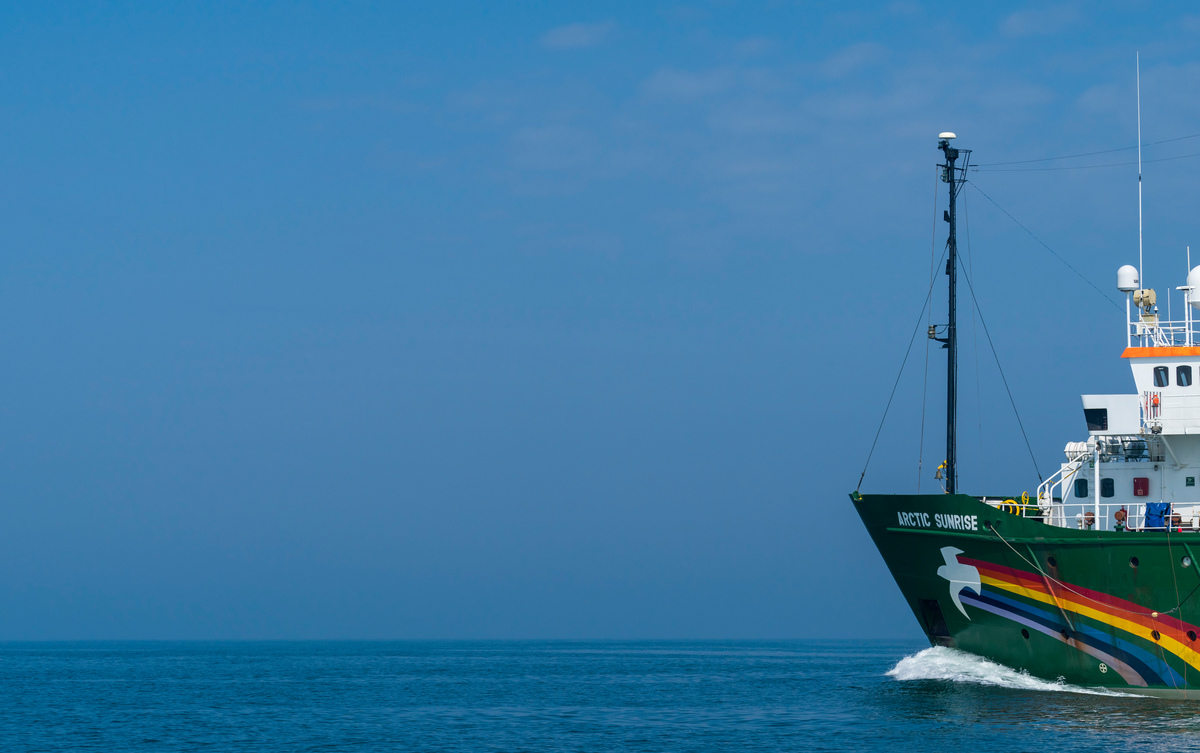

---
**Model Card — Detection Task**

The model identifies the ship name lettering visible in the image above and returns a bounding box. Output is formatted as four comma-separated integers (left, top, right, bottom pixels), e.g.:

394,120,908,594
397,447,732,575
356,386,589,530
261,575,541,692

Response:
897,512,931,528
933,513,978,531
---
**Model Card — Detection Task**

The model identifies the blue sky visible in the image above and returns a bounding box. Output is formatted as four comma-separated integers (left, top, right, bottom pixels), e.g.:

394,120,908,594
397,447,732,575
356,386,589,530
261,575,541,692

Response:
0,1,1198,639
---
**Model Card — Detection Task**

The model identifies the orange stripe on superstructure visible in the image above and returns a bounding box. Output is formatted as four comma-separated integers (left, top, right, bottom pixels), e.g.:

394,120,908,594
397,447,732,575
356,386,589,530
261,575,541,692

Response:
1122,346,1200,358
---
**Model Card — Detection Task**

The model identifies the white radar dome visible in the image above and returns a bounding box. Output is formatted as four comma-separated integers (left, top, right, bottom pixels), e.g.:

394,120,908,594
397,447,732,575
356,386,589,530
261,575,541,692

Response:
939,132,957,139
1188,266,1200,309
1117,265,1140,292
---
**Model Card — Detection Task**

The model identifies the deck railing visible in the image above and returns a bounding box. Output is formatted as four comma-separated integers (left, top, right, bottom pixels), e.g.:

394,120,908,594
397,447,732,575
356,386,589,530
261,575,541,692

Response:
983,499,1200,533
1129,315,1197,348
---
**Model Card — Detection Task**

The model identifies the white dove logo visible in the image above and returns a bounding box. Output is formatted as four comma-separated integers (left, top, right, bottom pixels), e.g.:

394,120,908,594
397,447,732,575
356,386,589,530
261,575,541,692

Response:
936,546,981,618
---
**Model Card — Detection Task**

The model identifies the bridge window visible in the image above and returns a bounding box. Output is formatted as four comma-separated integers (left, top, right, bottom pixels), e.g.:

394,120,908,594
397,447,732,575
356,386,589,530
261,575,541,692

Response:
1084,408,1107,431
1180,365,1193,386
1155,366,1170,387
1101,478,1115,497
1074,478,1089,498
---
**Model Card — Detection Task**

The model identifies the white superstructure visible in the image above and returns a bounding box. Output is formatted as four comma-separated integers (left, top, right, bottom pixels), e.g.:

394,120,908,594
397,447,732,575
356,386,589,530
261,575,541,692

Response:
1026,264,1200,531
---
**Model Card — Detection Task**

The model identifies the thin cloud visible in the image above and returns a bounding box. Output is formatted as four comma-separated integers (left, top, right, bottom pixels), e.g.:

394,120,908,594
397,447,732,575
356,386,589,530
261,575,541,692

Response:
541,22,615,50
509,126,598,172
733,37,775,56
888,1,921,15
642,67,736,101
820,42,888,79
1001,7,1079,37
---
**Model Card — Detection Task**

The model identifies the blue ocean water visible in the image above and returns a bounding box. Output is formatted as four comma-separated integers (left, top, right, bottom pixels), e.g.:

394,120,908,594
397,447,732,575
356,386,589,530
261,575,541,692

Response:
1,639,1199,751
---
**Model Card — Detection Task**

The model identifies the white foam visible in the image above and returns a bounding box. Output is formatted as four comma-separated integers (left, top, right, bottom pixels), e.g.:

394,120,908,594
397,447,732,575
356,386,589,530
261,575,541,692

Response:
886,646,1138,697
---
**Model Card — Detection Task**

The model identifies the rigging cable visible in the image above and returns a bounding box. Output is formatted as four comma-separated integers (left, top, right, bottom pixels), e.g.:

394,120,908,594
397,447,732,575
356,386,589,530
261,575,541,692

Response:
858,245,948,494
969,183,1123,311
975,150,1200,173
1167,522,1187,694
956,235,1043,483
918,163,939,494
962,189,986,490
989,525,1200,617
976,130,1200,167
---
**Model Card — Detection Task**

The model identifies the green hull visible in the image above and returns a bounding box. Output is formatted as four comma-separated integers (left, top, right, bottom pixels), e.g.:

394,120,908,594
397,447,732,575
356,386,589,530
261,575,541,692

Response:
854,492,1200,697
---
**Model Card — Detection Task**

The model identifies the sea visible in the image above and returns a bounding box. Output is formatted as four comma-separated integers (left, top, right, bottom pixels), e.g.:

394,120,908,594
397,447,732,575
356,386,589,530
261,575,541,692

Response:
2,639,1198,751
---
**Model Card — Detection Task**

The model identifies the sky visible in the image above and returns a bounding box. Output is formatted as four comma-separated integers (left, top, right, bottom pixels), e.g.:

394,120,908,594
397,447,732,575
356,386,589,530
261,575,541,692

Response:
1,1,1199,639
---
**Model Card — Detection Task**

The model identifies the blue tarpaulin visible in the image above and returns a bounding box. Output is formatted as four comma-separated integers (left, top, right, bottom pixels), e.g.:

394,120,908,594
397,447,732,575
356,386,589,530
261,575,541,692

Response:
1145,502,1172,529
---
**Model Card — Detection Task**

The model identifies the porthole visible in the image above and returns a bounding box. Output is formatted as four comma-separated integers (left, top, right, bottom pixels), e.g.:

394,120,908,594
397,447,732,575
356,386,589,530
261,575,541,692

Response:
1130,556,1140,568
1185,556,1194,568
1152,630,1162,641
1047,556,1057,568
1189,630,1197,642
1021,628,1030,640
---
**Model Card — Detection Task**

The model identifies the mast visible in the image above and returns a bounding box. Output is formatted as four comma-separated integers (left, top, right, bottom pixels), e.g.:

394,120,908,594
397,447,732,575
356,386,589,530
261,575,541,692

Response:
1137,52,1144,288
936,133,970,494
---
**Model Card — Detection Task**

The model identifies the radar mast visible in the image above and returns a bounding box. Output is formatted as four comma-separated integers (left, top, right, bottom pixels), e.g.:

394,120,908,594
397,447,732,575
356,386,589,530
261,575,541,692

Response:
932,133,971,494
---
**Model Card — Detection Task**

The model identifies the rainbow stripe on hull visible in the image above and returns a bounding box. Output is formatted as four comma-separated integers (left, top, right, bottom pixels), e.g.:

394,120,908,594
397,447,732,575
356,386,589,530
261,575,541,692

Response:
853,492,1200,696
959,557,1192,688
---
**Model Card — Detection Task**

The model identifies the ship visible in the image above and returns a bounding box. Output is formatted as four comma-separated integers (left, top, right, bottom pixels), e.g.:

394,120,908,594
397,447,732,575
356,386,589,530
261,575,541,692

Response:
853,131,1200,698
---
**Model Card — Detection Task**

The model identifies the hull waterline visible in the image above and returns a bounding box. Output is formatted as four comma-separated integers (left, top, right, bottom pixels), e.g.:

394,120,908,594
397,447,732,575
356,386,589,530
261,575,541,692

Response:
854,492,1200,698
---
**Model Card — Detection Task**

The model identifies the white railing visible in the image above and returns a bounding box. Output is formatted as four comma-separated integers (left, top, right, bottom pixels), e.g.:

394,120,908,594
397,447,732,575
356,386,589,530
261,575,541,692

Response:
1036,458,1085,509
985,499,1200,533
1046,501,1141,531
1129,316,1195,348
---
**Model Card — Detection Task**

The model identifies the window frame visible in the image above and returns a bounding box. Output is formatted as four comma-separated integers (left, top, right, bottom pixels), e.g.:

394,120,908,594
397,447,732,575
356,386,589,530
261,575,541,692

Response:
1180,365,1193,387
1084,408,1108,431
1075,478,1089,498
1101,477,1115,498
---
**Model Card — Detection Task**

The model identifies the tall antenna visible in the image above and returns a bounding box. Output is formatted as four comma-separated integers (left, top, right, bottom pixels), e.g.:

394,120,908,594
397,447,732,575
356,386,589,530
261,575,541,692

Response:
1138,52,1144,287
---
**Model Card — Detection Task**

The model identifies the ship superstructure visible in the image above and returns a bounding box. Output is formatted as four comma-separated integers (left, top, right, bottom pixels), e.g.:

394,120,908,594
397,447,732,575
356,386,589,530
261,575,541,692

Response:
1038,275,1200,533
853,132,1200,698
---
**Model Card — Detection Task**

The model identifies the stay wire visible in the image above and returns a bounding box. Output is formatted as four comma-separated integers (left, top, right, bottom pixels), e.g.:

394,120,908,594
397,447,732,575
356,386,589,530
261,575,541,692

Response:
957,246,1043,483
918,164,939,494
969,183,1123,311
975,149,1200,173
990,525,1200,617
976,131,1200,166
1166,523,1186,693
858,246,948,494
963,191,985,489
